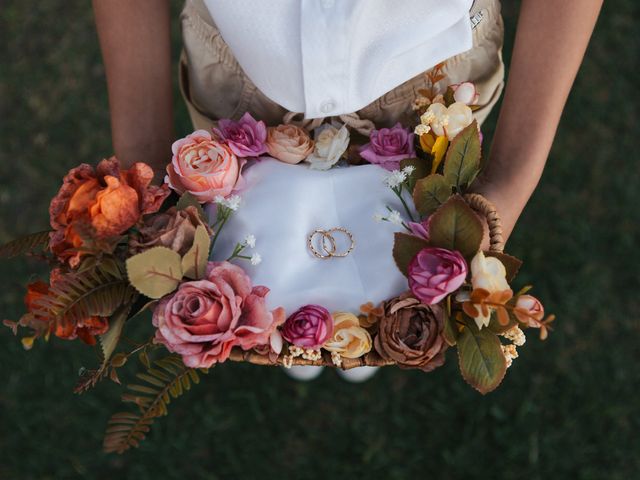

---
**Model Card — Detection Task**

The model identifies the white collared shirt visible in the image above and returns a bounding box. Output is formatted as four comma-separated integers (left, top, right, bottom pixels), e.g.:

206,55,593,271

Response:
204,0,474,119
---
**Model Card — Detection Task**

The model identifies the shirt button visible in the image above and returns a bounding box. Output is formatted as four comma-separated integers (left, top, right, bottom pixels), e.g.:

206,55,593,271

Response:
320,100,336,114
321,0,335,8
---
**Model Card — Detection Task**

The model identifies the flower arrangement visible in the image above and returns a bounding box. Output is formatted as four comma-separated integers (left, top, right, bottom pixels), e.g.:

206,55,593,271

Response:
1,72,554,453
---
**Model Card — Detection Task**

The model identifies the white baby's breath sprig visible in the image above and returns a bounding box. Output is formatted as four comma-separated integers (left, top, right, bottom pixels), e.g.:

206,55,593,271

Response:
383,169,417,222
374,207,412,232
384,169,408,189
402,165,416,176
211,195,242,251
250,253,262,265
244,234,256,249
387,209,403,226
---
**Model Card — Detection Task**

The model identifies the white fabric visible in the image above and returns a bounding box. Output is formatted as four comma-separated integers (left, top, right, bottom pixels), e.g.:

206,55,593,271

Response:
207,159,408,315
203,0,474,119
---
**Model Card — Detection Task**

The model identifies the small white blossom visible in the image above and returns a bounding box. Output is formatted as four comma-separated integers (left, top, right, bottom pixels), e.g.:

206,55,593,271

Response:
244,234,256,248
414,124,431,136
501,326,526,347
419,110,436,125
501,344,519,368
388,210,403,226
214,194,242,211
250,253,262,265
225,195,241,211
384,170,407,189
373,213,385,223
402,165,416,176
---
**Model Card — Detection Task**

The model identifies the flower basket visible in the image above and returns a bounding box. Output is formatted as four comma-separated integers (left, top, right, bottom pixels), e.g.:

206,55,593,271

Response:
2,73,554,453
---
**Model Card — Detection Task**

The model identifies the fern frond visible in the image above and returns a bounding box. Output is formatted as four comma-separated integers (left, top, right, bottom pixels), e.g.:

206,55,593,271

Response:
0,230,50,259
103,355,206,454
34,258,134,324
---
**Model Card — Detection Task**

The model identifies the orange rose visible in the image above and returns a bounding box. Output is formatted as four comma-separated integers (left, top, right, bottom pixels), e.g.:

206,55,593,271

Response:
266,124,314,164
49,157,169,267
165,130,243,203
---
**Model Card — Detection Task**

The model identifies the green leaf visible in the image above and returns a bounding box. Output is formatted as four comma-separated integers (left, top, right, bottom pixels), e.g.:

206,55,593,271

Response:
103,355,208,454
33,259,133,324
457,319,507,394
443,86,456,107
99,305,130,365
181,225,211,280
126,247,183,299
400,157,430,194
413,174,452,217
176,192,207,222
392,232,430,277
443,121,481,190
428,195,483,260
443,309,458,347
484,251,523,282
0,230,51,259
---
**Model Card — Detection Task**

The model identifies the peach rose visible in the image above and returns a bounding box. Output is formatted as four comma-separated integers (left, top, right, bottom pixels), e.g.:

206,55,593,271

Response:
514,295,545,327
324,312,372,359
266,124,314,164
165,130,243,203
49,157,169,267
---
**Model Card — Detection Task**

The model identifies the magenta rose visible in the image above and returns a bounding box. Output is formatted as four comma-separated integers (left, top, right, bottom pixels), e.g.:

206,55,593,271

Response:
152,261,285,368
281,304,333,349
213,112,268,158
359,123,416,171
408,248,468,305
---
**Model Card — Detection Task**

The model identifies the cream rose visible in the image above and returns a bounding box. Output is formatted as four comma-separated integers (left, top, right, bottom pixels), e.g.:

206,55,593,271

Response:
305,124,350,170
471,251,510,292
420,102,474,141
266,124,314,164
467,251,511,329
323,312,372,359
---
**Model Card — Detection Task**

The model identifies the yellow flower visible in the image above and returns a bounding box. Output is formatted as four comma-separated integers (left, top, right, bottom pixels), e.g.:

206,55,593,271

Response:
418,131,449,174
324,312,372,359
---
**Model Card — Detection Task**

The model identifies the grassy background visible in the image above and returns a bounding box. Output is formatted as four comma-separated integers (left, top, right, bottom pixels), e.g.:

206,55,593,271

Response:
1,1,638,479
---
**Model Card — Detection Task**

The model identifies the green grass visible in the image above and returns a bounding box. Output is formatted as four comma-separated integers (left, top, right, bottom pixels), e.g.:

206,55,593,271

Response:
1,1,639,479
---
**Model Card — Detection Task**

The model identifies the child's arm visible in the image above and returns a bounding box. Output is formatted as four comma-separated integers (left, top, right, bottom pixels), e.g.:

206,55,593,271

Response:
472,0,603,243
92,0,174,180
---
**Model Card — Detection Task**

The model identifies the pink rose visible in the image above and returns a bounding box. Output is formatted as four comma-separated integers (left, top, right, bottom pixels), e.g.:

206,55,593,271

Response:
359,123,416,171
281,304,333,349
213,112,268,158
514,295,545,326
166,130,242,203
451,82,480,106
266,124,314,164
152,261,285,368
408,248,468,305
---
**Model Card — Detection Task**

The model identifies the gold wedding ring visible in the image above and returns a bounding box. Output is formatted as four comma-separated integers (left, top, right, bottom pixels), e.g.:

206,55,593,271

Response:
307,227,355,259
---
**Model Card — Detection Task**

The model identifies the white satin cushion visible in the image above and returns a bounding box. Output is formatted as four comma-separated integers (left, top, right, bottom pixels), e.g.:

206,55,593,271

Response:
207,159,407,315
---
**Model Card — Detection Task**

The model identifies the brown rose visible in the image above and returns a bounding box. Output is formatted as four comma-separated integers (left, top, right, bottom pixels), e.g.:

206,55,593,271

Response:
374,293,448,372
266,124,314,164
129,205,212,256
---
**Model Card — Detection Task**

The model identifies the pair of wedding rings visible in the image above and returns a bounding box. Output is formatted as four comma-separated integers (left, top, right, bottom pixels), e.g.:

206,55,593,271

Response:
307,227,355,259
